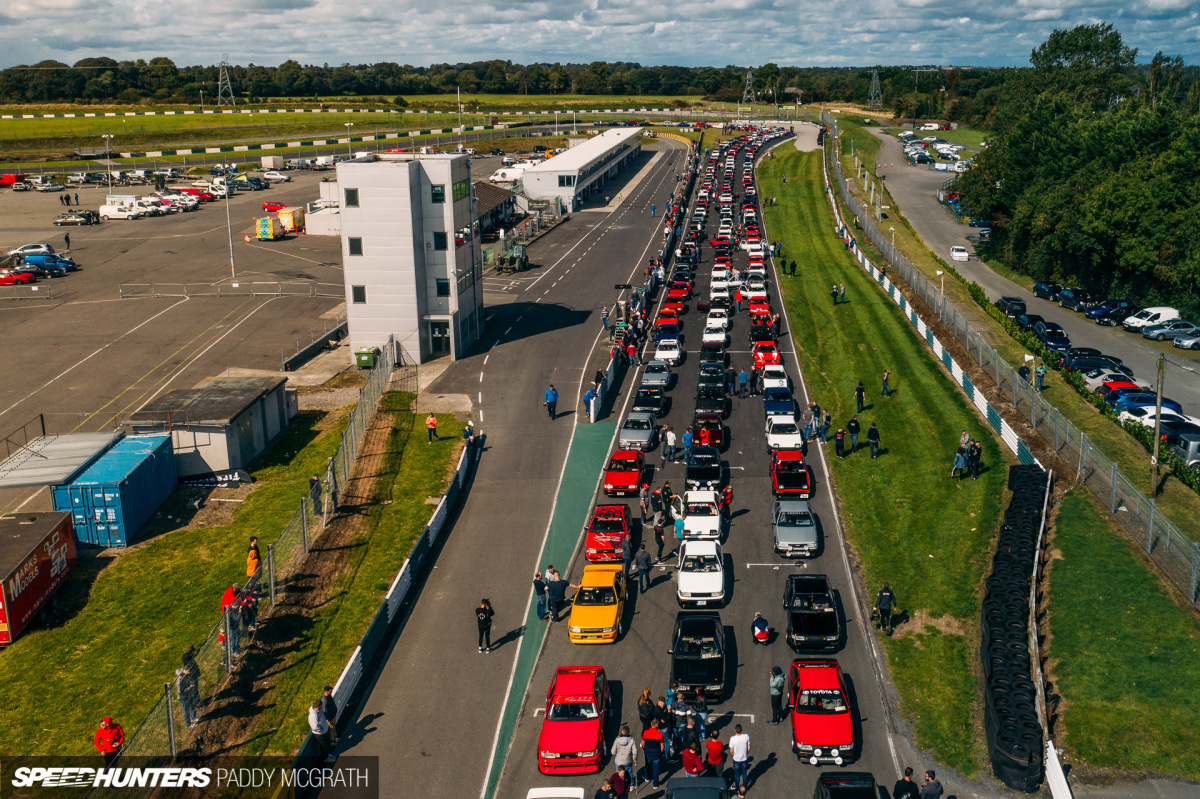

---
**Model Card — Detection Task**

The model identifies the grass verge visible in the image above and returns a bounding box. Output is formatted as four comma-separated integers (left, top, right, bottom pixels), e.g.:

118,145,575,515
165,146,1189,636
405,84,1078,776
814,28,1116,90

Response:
758,147,1009,775
0,408,348,756
244,397,463,755
1045,491,1200,779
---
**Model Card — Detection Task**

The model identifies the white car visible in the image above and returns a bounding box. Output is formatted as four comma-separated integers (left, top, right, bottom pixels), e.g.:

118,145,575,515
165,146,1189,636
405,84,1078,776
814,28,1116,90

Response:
745,243,765,259
1081,368,1126,392
766,417,805,451
950,246,970,262
262,171,291,182
702,326,727,345
1118,407,1200,429
654,338,683,365
711,268,731,292
761,365,790,390
680,491,725,540
706,309,730,330
676,540,725,608
8,243,55,257
709,285,729,304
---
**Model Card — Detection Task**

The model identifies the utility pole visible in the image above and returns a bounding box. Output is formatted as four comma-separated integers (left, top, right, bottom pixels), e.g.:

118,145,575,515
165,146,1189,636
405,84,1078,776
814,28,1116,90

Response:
868,69,882,111
1150,354,1166,497
741,69,755,105
216,55,237,106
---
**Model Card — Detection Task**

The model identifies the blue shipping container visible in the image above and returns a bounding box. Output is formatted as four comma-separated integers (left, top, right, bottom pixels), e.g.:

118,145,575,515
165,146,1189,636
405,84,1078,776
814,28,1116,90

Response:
51,434,177,548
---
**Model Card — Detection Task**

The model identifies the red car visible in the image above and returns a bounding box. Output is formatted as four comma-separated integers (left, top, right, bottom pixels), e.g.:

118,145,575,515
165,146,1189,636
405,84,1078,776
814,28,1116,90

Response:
790,659,854,766
538,666,610,774
584,505,633,562
1096,379,1139,397
603,451,644,497
262,200,288,212
656,309,680,328
771,451,812,499
667,281,692,301
748,299,772,317
709,236,733,249
0,269,36,284
663,297,686,315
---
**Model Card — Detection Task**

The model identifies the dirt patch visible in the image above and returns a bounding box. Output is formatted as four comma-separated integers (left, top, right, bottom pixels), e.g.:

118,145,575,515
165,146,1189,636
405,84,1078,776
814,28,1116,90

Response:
183,402,398,758
892,609,969,640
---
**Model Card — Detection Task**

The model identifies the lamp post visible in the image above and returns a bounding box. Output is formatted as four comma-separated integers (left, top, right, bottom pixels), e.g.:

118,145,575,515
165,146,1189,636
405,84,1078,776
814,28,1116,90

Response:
936,269,945,295
345,122,353,158
101,134,114,190
554,111,559,135
200,89,204,112
889,226,895,262
224,173,235,280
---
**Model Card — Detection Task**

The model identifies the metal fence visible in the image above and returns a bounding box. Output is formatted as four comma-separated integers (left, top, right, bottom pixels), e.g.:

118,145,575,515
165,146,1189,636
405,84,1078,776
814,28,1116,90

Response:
280,310,348,371
0,283,58,300
822,114,1200,609
482,207,566,266
103,336,405,772
119,281,343,298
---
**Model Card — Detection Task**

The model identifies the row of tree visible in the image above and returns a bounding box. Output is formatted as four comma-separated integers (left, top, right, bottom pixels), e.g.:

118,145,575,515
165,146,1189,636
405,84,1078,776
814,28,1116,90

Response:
955,24,1200,316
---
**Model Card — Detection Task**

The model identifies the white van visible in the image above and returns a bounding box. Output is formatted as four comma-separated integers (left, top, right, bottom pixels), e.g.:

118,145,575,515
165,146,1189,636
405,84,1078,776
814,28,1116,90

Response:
1123,307,1180,332
99,204,143,220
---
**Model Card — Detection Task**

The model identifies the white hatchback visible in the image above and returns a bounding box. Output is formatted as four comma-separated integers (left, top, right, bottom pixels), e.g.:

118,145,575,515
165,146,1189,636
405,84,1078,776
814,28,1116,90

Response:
950,246,970,262
676,540,726,608
706,309,730,329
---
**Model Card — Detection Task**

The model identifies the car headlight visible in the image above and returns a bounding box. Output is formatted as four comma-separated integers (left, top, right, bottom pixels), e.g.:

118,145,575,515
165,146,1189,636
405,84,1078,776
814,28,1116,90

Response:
603,484,614,489
540,751,560,758
680,591,692,598
813,748,823,757
600,626,617,634
569,626,583,633
830,748,839,758
798,743,813,752
579,749,599,758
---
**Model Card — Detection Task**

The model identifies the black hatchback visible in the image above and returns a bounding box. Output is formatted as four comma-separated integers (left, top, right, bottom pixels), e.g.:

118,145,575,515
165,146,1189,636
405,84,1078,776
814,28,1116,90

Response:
1032,282,1062,301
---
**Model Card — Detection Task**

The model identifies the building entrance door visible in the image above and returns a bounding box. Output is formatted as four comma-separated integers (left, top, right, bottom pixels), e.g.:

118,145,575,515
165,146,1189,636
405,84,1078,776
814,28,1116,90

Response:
430,321,450,355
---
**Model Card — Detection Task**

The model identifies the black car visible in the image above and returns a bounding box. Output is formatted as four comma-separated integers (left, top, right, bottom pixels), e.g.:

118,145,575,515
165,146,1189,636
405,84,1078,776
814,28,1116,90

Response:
665,777,730,799
695,385,729,417
489,148,503,155
698,341,729,367
532,145,547,153
633,385,667,416
1057,287,1096,311
1063,355,1131,376
1032,282,1062,301
697,361,725,391
668,612,727,702
11,262,66,279
1094,305,1141,327
685,446,723,489
813,772,878,799
784,574,841,651
1014,313,1043,332
994,296,1026,318
749,322,774,344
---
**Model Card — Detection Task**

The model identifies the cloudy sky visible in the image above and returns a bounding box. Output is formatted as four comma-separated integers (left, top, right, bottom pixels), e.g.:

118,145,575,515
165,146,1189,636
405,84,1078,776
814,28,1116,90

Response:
3,0,1198,68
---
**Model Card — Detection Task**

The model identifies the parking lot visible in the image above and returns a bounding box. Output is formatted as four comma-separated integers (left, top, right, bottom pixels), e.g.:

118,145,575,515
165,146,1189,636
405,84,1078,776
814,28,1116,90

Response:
0,169,345,514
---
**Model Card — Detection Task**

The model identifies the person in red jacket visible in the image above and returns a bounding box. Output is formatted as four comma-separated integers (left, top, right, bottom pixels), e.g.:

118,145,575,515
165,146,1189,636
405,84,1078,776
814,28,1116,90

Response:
682,742,706,777
94,717,124,766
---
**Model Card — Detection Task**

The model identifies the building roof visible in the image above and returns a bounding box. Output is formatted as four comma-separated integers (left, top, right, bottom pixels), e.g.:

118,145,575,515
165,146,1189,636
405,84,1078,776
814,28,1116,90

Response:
0,512,72,576
522,128,643,176
0,432,120,489
473,181,514,216
124,376,287,428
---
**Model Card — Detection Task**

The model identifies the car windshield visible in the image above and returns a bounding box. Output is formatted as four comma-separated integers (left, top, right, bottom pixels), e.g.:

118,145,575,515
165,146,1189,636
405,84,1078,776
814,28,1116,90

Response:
624,418,652,431
791,592,831,610
659,342,679,352
795,688,847,713
775,459,806,474
675,632,721,658
575,587,618,605
686,502,717,516
607,457,639,471
548,701,599,721
771,422,800,435
646,364,668,375
777,511,814,526
691,454,718,467
592,517,626,533
682,554,721,572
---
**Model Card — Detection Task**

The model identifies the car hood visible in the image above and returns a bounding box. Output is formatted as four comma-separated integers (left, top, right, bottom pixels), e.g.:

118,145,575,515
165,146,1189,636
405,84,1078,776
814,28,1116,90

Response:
683,515,722,537
605,470,638,487
775,524,818,547
620,429,653,441
540,719,602,753
679,571,723,592
792,709,852,747
569,603,620,629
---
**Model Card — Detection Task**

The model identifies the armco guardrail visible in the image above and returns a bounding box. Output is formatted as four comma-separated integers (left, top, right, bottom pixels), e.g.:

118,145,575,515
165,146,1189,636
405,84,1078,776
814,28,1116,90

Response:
822,113,1200,610
292,431,481,766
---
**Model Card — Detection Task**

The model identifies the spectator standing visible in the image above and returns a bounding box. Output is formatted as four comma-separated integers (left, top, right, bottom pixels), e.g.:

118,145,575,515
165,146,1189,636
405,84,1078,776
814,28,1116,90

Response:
462,420,475,443
177,646,201,728
321,685,339,745
546,576,573,622
882,369,891,397
789,260,797,276
840,284,846,303
641,721,666,788
94,717,125,766
734,288,742,313
959,429,970,448
594,780,616,799
921,770,944,799
969,441,982,480
874,581,897,636
952,447,967,480
240,590,258,632
1035,364,1046,392
847,416,861,454
682,429,694,463
719,485,733,521
705,729,725,777
426,413,438,443
727,725,751,791
830,284,839,305
621,535,633,578
693,687,709,739
868,422,881,459
635,545,653,593
475,599,494,653
639,483,650,523
802,405,815,441
683,743,706,777
834,428,846,458
664,427,677,462
893,767,921,799
307,701,337,762
64,232,71,250
74,192,79,206
653,518,666,561
854,381,866,412
738,368,749,398
769,666,786,724
725,366,737,396
246,536,261,582
533,572,548,622
544,385,559,419
583,388,597,421
638,689,656,733
673,514,686,556
612,725,639,787
819,409,832,443
602,305,609,330
611,766,632,798
1018,363,1031,384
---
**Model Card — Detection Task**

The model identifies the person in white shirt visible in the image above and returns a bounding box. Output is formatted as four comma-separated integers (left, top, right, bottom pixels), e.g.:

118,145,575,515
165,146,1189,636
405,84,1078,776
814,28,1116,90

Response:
307,700,336,762
727,725,750,789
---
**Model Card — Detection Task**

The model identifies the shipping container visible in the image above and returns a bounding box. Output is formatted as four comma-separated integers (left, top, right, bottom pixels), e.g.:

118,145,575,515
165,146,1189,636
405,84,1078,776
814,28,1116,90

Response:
51,434,177,548
276,207,305,233
261,155,284,170
0,513,77,645
255,216,284,240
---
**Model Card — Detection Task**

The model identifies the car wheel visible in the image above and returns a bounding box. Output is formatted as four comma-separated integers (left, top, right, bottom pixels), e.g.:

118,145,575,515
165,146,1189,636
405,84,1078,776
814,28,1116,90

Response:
618,622,624,637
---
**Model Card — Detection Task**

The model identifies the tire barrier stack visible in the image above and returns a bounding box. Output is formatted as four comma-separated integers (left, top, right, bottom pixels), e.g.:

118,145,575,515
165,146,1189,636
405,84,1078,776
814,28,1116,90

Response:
982,464,1049,792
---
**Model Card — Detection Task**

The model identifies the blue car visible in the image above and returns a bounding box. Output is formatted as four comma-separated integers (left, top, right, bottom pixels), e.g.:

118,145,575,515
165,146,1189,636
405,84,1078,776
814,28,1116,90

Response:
1111,394,1184,414
1085,299,1135,320
1033,321,1071,352
762,387,795,418
655,323,681,343
22,253,78,271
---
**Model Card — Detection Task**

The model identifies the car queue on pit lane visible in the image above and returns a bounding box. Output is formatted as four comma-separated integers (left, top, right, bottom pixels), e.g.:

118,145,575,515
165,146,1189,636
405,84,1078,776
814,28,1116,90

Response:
529,126,885,797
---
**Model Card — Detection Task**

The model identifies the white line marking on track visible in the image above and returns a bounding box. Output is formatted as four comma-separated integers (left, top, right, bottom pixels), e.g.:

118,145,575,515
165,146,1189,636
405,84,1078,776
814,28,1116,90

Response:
504,327,513,335
479,372,484,383
484,354,490,365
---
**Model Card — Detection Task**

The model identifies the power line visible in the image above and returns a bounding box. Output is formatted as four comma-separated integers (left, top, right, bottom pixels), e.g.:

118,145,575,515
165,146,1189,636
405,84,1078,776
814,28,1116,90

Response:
216,55,237,107
867,69,882,111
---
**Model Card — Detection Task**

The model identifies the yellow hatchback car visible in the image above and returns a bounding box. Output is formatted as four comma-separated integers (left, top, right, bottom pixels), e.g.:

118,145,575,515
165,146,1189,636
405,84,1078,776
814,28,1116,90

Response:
568,564,628,644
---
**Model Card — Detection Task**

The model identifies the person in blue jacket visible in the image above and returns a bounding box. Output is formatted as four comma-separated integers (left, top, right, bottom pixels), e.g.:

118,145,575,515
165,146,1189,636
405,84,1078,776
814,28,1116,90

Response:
544,384,558,419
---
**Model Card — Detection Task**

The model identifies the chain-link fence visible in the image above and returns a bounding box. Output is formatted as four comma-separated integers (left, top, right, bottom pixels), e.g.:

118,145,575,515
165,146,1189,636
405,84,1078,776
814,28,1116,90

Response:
100,337,404,775
822,113,1200,609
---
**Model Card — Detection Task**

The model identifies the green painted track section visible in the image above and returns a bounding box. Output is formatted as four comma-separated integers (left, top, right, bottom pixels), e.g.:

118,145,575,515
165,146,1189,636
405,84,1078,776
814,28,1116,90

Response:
484,421,616,798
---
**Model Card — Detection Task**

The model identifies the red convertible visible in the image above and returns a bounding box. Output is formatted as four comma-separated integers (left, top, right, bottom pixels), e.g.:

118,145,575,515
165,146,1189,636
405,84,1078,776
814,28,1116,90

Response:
538,666,610,774
603,450,644,497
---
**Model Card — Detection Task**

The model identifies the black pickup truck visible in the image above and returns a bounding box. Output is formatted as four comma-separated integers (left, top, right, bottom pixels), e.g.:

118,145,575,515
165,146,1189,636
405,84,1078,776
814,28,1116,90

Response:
668,611,727,702
784,574,841,652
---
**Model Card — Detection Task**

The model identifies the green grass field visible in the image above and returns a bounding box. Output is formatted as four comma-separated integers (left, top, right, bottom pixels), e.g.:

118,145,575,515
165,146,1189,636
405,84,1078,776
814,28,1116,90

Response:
936,128,992,150
759,148,1009,775
1046,491,1200,779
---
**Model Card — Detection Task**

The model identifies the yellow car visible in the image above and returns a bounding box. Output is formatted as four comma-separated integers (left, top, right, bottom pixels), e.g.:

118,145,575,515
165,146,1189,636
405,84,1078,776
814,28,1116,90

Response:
567,564,628,644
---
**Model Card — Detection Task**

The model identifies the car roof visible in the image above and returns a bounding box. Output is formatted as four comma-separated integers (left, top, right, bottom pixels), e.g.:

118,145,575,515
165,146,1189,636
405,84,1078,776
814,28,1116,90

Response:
682,540,719,554
773,450,806,462
552,667,602,695
775,499,812,512
685,489,719,502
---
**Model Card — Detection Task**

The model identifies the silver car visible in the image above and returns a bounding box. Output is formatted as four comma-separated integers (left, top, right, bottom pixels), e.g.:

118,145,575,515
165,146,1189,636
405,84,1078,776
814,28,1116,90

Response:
1171,333,1200,351
773,500,818,557
641,360,672,389
618,412,658,451
1143,319,1200,342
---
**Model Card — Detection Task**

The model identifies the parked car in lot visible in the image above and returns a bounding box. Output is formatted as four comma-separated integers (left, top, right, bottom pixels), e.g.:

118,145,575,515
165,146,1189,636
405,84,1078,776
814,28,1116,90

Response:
654,338,683,366
22,253,77,272
668,612,727,702
784,574,840,650
1174,333,1200,351
641,359,672,388
766,417,805,450
262,200,289,212
7,243,54,257
1085,298,1136,321
692,412,724,449
1123,307,1180,332
1108,392,1184,414
35,183,67,192
632,386,667,417
1014,313,1043,333
1117,407,1198,429
1143,319,1200,342
680,490,725,540
262,171,291,182
537,666,609,774
1057,287,1096,311
812,772,878,799
1082,368,1131,392
685,446,724,490
790,659,854,765
675,540,726,608
53,212,94,226
1093,304,1141,326
994,296,1026,318
567,565,626,645
1033,321,1071,352
1032,282,1062,301
0,269,36,284
771,451,812,499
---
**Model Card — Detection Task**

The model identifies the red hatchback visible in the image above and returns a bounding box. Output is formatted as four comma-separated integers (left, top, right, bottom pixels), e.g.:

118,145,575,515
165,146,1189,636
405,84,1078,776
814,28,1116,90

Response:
585,505,633,562
603,451,644,497
538,666,610,774
667,281,692,301
753,343,781,369
790,659,854,766
771,451,812,499
262,200,288,212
